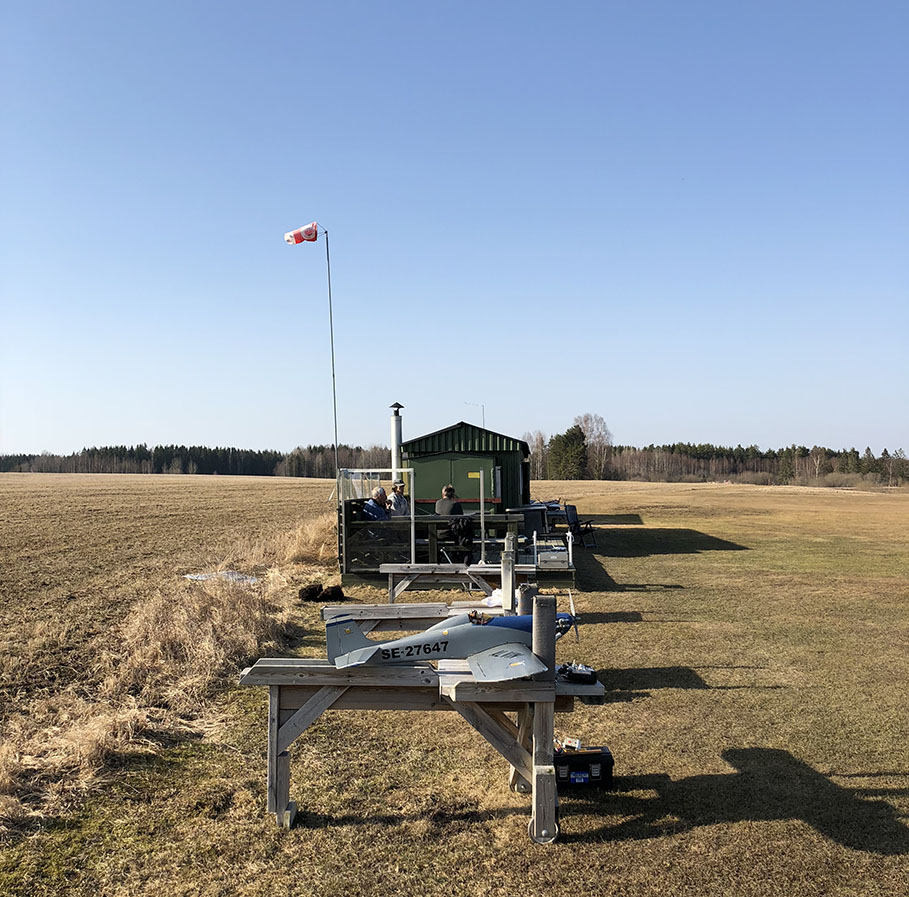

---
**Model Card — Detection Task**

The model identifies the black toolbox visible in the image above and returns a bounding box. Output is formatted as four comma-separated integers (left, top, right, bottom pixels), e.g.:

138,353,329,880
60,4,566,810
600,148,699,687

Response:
553,746,614,789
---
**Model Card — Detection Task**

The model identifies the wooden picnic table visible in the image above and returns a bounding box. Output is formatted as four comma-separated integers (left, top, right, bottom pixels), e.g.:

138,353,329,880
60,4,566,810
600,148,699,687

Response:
239,596,604,843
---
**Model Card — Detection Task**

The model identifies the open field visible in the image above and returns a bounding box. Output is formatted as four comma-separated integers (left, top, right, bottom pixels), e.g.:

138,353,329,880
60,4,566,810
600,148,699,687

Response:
1,474,908,896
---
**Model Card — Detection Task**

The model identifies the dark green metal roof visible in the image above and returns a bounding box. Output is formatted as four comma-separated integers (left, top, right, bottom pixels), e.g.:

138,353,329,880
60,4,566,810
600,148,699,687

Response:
401,421,529,457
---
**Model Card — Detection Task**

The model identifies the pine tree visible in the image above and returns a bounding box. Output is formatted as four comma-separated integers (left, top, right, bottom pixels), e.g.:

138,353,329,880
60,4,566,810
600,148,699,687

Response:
548,425,589,479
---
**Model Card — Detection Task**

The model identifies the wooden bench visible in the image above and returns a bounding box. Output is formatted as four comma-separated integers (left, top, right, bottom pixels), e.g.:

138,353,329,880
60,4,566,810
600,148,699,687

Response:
378,561,541,602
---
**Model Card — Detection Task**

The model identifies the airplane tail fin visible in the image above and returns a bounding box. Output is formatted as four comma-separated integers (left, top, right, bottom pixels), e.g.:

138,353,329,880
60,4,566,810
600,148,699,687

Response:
325,616,375,662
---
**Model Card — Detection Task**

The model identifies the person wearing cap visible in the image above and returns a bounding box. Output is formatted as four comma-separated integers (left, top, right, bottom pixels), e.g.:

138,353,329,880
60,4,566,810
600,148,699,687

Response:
388,479,409,517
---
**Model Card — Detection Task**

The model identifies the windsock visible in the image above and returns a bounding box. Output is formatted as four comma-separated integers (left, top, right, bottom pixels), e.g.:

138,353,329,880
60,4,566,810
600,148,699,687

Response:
284,222,319,244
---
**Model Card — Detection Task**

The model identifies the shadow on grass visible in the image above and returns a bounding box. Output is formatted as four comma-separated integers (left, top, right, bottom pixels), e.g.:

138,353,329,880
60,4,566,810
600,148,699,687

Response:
573,550,684,594
290,804,525,831
282,621,323,652
585,514,645,526
601,666,710,691
597,527,748,558
562,748,909,855
581,611,646,624
594,666,784,703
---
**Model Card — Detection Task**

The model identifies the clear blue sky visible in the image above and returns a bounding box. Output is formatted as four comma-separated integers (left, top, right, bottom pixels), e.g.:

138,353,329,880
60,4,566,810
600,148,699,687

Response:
2,1,907,455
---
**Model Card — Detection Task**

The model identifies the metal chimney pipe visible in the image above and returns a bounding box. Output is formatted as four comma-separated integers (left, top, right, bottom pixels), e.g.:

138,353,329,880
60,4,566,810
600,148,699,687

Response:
390,402,403,480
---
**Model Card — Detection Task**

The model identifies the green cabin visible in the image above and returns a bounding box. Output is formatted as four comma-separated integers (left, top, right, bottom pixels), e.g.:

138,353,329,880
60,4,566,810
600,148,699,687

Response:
401,422,531,514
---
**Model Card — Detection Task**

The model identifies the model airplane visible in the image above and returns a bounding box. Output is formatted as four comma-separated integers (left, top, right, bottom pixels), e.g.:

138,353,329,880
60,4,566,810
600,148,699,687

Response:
326,609,577,683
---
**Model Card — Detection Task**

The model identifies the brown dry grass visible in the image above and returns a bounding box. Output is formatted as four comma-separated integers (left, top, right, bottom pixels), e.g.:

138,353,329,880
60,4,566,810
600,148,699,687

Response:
0,474,337,829
1,475,908,896
279,512,338,565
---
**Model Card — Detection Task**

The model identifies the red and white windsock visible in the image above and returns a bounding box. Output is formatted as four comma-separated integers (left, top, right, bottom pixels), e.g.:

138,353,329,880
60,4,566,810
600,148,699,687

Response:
284,222,319,244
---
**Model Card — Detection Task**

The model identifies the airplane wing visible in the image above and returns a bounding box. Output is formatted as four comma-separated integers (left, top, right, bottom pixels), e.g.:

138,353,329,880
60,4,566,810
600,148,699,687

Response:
467,642,548,682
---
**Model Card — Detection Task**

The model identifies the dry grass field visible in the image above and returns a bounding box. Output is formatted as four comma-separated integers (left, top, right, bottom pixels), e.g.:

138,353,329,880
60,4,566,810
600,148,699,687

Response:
1,473,907,896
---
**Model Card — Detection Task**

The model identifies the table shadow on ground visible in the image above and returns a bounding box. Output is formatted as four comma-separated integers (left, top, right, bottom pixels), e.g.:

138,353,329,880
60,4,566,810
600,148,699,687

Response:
580,611,645,624
560,748,909,855
595,527,748,558
595,666,784,703
573,551,684,594
585,514,645,525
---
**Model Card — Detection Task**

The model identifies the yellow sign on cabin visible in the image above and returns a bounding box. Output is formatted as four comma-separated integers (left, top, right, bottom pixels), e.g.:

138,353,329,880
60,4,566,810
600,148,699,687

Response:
467,472,480,479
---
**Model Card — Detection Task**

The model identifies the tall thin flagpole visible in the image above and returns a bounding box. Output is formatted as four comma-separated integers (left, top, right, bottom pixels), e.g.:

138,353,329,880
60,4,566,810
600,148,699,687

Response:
324,228,340,479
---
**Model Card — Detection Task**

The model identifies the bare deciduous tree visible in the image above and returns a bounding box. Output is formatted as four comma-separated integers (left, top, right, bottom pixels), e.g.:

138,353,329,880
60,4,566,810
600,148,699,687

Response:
573,413,613,479
522,430,548,480
810,446,828,479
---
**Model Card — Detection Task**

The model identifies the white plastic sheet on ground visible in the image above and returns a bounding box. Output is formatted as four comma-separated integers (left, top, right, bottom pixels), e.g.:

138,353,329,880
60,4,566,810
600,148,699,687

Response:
184,571,259,585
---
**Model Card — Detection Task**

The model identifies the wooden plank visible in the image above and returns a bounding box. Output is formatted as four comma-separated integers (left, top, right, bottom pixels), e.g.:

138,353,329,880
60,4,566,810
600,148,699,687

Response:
331,690,450,711
242,661,437,688
379,563,469,573
272,688,564,717
267,686,279,813
486,708,520,739
439,676,555,703
280,800,298,831
467,564,537,573
277,685,349,753
392,573,420,601
555,680,606,697
320,603,449,618
464,572,495,596
531,700,558,843
509,704,533,793
277,689,450,714
449,602,505,615
533,700,554,766
446,698,532,782
530,766,558,842
274,751,292,827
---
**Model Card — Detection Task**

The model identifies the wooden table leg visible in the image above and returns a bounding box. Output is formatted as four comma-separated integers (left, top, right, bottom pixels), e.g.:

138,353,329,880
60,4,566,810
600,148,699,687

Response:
530,700,557,843
267,686,297,828
509,704,533,793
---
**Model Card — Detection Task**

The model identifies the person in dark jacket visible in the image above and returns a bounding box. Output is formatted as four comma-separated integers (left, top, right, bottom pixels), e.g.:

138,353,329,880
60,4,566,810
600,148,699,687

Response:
363,486,390,520
434,484,462,516
434,485,472,562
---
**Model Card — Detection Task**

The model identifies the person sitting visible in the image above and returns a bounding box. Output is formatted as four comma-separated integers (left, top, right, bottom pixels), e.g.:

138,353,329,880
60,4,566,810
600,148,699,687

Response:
434,484,462,516
388,479,410,517
434,485,473,563
362,486,390,521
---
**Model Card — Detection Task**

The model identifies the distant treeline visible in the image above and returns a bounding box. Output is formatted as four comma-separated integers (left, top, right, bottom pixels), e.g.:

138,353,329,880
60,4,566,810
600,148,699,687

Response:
3,434,906,488
524,418,908,487
607,442,908,486
0,444,390,477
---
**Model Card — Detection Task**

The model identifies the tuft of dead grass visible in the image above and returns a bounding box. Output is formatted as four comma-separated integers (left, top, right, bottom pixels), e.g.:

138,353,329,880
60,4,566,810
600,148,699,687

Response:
0,694,150,828
101,579,285,716
279,512,337,565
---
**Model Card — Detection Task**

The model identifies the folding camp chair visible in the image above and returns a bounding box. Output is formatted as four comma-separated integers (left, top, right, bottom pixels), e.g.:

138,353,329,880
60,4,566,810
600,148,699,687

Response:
564,504,597,549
